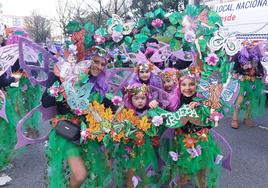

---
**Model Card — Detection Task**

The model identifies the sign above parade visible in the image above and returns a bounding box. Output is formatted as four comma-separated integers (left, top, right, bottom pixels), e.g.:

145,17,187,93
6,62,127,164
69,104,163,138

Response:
204,0,268,34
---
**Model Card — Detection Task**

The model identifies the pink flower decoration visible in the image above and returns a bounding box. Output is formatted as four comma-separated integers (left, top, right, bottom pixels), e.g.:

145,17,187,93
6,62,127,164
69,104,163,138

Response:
209,112,224,127
169,151,179,161
94,34,105,44
125,146,132,153
112,32,123,43
151,18,163,28
152,116,163,126
49,86,60,97
80,129,89,140
112,96,123,106
206,53,219,66
196,93,204,98
75,107,83,116
184,30,196,43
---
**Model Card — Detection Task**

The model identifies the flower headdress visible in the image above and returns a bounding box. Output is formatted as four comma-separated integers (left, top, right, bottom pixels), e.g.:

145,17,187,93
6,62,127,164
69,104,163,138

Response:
179,67,198,82
125,83,150,96
135,61,154,73
124,83,150,110
160,68,179,83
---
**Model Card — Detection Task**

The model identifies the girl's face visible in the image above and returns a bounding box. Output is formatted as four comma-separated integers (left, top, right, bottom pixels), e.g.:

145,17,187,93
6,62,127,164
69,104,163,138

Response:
180,78,196,97
89,56,107,77
138,69,151,82
163,78,176,92
131,93,147,109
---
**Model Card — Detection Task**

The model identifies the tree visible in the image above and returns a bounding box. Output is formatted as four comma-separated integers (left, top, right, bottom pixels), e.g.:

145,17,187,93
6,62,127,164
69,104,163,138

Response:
130,0,188,16
55,0,73,35
24,12,51,43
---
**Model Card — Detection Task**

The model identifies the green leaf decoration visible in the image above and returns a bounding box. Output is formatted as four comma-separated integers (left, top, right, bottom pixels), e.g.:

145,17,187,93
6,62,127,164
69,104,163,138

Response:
208,11,223,25
124,36,132,45
146,126,157,137
169,12,182,25
135,33,149,44
113,123,124,134
153,8,166,17
105,93,114,101
80,73,89,84
140,26,151,35
66,21,82,34
136,18,146,28
88,93,103,103
81,121,87,130
170,38,181,51
84,22,95,33
103,134,112,147
131,41,140,52
106,18,113,26
84,34,93,49
95,27,107,36
56,94,63,102
165,26,177,37
198,39,207,52
145,12,154,18
114,25,123,33
125,122,137,137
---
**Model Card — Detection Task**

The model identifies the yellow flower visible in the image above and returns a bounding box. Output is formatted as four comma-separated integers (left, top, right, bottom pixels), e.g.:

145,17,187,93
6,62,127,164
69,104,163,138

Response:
138,116,151,131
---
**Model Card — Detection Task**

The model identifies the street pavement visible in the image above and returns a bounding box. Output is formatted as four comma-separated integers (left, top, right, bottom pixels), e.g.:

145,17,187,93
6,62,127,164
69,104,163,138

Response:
3,112,268,188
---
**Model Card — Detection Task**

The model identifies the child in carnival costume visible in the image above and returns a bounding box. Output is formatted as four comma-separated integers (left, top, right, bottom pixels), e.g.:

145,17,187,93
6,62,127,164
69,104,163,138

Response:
149,68,223,188
174,71,222,188
231,44,265,129
128,61,162,89
122,83,160,188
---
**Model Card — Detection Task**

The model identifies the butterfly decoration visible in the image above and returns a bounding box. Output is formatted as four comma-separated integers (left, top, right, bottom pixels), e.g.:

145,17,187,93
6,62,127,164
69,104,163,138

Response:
55,58,91,83
169,151,179,161
199,73,240,108
0,44,19,77
62,81,94,111
0,90,8,122
19,37,58,86
187,145,202,158
107,14,136,36
209,27,242,56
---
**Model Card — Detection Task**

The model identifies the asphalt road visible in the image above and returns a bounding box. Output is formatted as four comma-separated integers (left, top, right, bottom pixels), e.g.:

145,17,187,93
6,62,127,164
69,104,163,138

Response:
3,114,268,188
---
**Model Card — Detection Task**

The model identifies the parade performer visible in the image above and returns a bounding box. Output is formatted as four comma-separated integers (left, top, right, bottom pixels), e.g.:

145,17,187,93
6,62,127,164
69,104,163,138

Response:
231,44,265,129
42,46,109,188
128,61,162,89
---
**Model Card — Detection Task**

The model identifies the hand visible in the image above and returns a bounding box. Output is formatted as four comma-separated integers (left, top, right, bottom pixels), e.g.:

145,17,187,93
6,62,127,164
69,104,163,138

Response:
189,101,200,109
149,100,159,109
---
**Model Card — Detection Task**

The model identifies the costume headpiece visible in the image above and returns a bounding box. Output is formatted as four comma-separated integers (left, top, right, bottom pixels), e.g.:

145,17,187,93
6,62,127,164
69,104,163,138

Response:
125,83,150,96
160,68,179,82
135,61,154,73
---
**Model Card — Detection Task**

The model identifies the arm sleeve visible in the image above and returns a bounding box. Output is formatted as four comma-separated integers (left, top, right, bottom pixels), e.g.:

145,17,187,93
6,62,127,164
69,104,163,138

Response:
41,74,59,108
0,72,15,88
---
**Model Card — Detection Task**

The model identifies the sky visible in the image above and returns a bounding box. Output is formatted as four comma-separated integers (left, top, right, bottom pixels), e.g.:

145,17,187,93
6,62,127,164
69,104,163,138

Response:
1,0,59,17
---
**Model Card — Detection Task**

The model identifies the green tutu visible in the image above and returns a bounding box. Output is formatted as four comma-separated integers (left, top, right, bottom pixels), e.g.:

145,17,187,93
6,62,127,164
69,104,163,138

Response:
46,129,82,188
236,78,266,118
0,98,17,171
174,130,221,188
